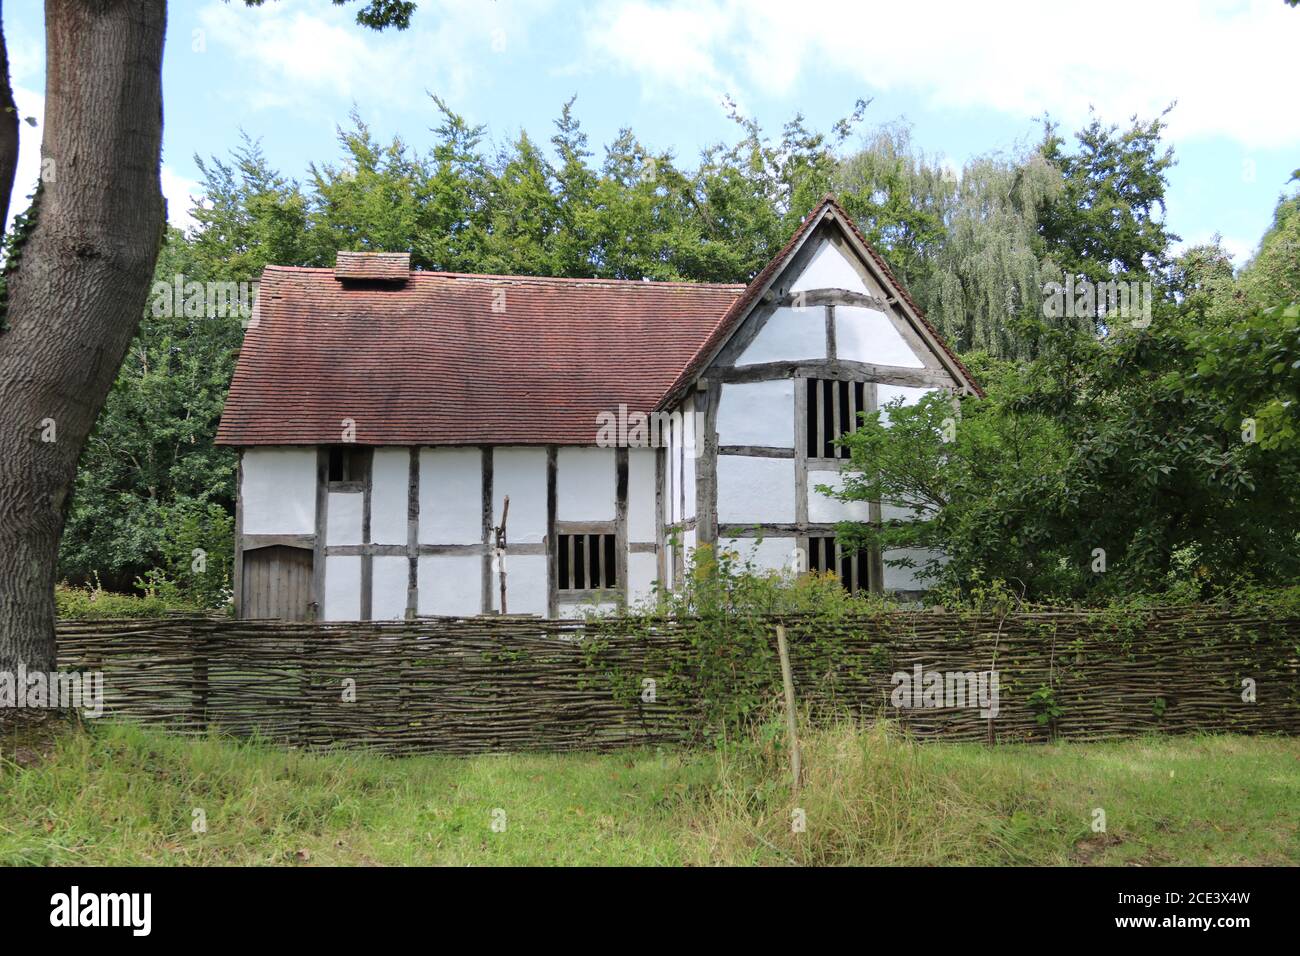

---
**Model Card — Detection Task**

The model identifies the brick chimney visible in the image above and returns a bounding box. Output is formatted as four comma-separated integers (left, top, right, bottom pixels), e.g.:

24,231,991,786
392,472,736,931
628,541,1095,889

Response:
334,251,411,284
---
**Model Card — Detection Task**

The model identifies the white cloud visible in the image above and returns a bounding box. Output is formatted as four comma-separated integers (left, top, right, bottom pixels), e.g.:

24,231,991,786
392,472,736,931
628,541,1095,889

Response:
582,0,1300,148
6,86,45,235
161,166,202,234
583,1,737,101
196,0,552,114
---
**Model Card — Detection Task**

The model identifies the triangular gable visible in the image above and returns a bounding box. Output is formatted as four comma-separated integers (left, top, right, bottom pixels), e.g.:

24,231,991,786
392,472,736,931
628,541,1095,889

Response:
655,195,982,409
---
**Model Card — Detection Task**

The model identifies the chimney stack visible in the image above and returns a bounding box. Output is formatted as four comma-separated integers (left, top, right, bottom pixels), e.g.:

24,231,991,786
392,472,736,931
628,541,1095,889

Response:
334,251,411,284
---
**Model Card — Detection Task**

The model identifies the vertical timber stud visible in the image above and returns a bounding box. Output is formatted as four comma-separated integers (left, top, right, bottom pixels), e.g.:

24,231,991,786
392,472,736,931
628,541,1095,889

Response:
794,372,809,533
360,453,373,621
654,447,666,594
406,447,419,619
233,451,244,618
866,383,885,593
826,304,837,362
696,381,719,547
615,447,629,609
312,448,329,621
481,447,493,614
546,445,558,618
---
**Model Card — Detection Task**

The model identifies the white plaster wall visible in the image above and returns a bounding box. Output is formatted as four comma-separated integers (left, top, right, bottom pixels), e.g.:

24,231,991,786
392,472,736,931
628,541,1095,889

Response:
558,601,619,620
488,553,547,615
627,551,659,607
323,555,361,621
418,554,482,617
492,448,547,544
882,500,925,523
557,447,615,521
716,380,794,448
370,448,409,545
326,492,364,546
879,501,943,592
736,307,826,366
789,240,869,294
883,548,943,592
666,413,679,524
241,447,316,535
628,449,656,543
682,395,699,459
683,431,697,520
419,447,482,545
665,397,699,523
721,536,798,574
807,469,873,523
877,385,935,424
836,306,925,368
371,555,409,620
716,455,795,524
682,395,697,520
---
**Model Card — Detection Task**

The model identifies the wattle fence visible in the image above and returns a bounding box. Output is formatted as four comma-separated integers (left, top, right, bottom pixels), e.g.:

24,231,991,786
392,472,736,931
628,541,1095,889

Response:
54,608,1300,755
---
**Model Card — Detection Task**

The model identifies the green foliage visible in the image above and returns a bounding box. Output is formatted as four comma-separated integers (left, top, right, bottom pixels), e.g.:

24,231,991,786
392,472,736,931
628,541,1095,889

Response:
157,503,235,609
59,232,239,602
1194,303,1300,450
1026,685,1064,728
831,311,1300,601
54,577,198,620
1037,109,1179,293
588,542,893,738
836,124,1061,357
240,1,416,32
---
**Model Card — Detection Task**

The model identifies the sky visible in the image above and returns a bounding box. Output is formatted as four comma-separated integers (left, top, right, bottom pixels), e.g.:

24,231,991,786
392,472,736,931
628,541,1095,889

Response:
6,0,1298,267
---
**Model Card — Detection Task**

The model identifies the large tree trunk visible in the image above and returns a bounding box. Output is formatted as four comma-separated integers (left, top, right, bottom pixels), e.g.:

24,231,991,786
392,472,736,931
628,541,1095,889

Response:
0,0,166,673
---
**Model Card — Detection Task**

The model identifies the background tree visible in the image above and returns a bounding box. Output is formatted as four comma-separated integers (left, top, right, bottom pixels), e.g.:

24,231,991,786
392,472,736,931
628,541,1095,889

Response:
0,0,412,673
0,1,167,673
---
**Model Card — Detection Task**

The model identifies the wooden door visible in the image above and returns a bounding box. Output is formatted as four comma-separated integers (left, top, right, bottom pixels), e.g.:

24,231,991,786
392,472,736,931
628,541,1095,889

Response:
241,545,314,620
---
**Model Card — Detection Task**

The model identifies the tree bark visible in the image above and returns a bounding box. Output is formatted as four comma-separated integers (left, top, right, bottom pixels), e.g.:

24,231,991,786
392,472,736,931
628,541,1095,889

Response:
0,0,166,673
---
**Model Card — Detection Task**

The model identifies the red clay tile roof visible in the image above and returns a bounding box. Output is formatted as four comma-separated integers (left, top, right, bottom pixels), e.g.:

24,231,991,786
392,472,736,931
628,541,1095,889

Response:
334,251,411,282
218,196,980,447
216,269,745,446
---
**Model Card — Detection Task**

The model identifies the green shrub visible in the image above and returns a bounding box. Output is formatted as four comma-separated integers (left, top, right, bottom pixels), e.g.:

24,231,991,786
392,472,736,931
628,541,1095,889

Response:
55,574,201,620
587,538,897,739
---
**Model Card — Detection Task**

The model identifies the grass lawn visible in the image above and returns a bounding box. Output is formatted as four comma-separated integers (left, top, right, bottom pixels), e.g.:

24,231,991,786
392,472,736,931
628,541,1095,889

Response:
1,718,1297,865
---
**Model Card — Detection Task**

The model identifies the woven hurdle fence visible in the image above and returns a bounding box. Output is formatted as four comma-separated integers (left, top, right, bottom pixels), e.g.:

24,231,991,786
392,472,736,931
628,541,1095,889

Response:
54,608,1300,754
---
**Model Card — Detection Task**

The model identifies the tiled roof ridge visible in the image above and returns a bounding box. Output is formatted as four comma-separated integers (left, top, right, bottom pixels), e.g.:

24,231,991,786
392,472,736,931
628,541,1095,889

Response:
266,263,748,291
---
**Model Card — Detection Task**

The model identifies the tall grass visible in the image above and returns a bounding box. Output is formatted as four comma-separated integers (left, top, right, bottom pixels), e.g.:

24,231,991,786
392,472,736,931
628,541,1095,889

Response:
695,716,1300,865
2,718,1296,866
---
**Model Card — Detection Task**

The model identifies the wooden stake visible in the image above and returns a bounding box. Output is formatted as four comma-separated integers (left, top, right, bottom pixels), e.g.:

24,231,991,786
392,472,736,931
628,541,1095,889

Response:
775,624,801,794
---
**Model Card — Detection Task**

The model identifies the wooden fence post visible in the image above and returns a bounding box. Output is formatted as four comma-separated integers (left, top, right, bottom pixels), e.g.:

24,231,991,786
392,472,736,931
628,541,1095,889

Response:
775,624,801,794
191,626,209,734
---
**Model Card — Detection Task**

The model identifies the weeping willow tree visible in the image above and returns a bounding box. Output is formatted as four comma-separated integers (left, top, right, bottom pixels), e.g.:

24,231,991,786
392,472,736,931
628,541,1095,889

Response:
929,152,1062,357
834,126,1063,358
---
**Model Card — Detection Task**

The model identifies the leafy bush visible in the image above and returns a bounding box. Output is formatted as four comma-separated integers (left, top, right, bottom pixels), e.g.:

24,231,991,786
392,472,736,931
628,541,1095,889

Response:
585,539,896,739
829,317,1300,603
55,575,200,620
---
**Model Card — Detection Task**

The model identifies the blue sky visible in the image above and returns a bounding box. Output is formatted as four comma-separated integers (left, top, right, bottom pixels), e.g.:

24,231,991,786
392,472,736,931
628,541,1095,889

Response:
7,0,1298,266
